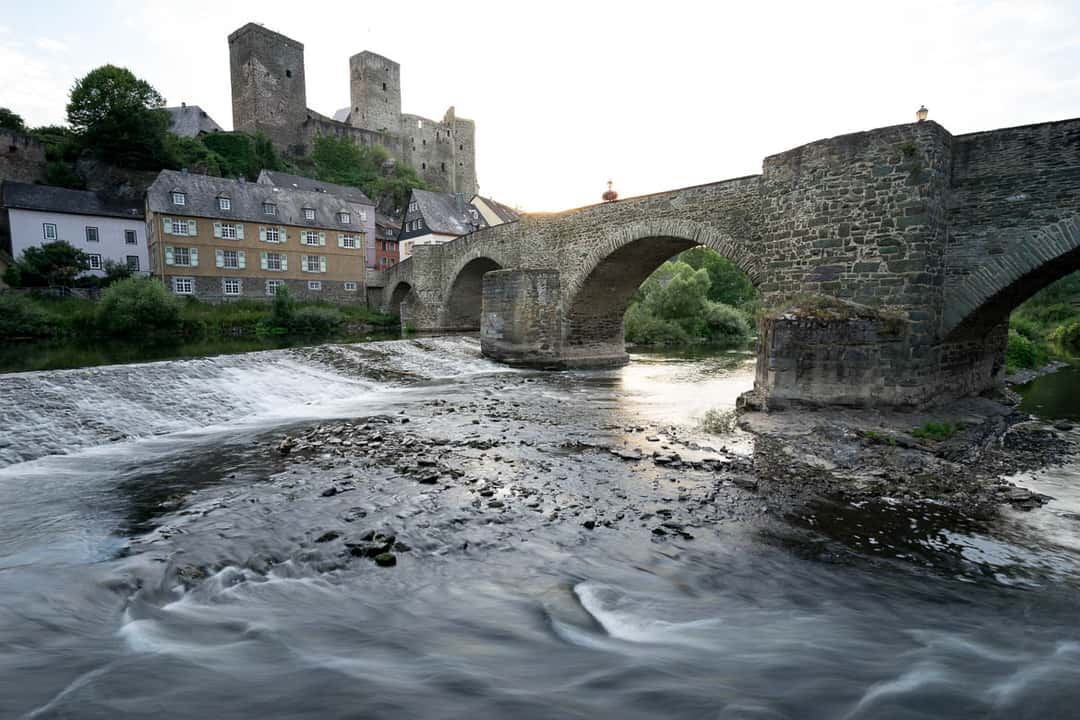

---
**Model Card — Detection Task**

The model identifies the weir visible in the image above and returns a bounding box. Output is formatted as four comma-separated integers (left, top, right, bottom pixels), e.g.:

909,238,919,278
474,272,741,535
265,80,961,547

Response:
367,117,1080,409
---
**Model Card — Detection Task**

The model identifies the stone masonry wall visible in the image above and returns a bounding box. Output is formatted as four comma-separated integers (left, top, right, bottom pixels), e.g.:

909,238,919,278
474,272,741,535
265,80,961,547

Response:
228,24,308,154
0,130,47,186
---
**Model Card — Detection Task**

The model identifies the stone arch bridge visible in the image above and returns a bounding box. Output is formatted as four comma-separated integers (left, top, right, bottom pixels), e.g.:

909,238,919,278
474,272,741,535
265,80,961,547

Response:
368,117,1080,408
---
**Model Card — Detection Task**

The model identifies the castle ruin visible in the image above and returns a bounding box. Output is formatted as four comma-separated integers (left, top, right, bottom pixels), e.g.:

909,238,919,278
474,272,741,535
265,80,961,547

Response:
228,23,478,196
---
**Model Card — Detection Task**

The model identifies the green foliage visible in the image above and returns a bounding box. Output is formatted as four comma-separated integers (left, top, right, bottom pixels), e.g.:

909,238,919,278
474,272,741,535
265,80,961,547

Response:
30,125,81,162
911,421,957,442
623,254,754,347
95,277,181,336
0,107,26,133
4,241,90,288
198,131,283,180
310,134,431,212
67,65,171,169
699,408,737,434
44,161,86,189
1006,328,1048,371
678,247,757,308
288,306,346,335
1048,320,1080,352
164,133,223,176
0,293,58,338
98,260,135,288
269,285,294,328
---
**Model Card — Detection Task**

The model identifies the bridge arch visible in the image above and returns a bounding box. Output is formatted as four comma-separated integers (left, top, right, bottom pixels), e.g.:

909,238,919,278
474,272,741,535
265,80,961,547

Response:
388,281,413,321
943,215,1080,337
444,256,503,330
560,219,760,365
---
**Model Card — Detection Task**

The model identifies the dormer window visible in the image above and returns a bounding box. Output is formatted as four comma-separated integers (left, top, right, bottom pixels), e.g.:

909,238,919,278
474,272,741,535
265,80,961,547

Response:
217,196,231,211
339,212,351,225
304,208,316,221
263,203,277,216
172,192,186,206
408,201,418,212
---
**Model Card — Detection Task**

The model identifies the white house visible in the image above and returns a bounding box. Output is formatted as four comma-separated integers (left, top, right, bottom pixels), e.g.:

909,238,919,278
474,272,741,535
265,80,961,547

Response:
1,182,148,277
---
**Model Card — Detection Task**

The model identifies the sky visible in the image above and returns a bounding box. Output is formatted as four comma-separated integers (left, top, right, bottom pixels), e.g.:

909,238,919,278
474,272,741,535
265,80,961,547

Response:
2,0,1080,211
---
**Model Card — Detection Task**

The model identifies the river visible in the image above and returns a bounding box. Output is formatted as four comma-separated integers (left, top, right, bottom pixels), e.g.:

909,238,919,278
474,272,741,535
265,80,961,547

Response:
1,337,1078,719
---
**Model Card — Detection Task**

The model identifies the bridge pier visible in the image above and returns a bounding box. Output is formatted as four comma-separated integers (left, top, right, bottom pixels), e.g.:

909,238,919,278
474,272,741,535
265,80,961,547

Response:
480,269,567,367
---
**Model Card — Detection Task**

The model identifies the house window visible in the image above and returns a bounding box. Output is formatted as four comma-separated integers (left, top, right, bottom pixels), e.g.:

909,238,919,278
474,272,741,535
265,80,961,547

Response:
221,223,238,239
308,280,322,291
264,226,281,243
125,229,137,245
263,202,277,216
304,208,315,221
173,277,194,295
359,209,367,221
222,249,239,269
172,192,186,206
126,255,140,271
339,212,351,224
223,278,242,296
85,227,99,243
302,230,320,246
303,255,323,273
88,253,102,270
266,252,283,271
265,279,282,296
173,219,189,236
344,281,358,291
43,223,57,240
173,247,191,266
340,234,357,249
218,197,231,211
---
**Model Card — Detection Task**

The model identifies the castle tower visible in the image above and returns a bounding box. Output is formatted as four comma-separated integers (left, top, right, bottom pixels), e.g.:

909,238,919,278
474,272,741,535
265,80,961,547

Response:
228,23,308,154
349,52,402,134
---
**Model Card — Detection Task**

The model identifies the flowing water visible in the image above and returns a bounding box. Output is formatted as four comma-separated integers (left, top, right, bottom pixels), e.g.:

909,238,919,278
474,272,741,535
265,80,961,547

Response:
1,338,1078,719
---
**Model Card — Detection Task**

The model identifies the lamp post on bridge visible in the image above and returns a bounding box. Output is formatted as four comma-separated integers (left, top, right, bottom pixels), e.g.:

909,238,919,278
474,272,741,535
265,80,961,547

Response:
602,180,618,203
916,105,929,122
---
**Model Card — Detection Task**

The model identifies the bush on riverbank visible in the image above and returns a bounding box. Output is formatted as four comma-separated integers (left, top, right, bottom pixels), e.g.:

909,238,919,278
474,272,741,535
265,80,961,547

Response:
1006,272,1080,371
0,278,396,342
624,255,754,347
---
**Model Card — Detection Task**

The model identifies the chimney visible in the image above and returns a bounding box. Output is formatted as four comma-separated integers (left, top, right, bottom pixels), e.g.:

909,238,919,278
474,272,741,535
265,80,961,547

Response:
181,101,186,108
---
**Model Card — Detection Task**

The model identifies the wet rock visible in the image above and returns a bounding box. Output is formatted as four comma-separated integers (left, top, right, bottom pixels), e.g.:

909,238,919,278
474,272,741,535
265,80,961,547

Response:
417,458,438,467
1055,421,1074,432
732,477,759,491
418,474,440,485
651,527,668,536
582,519,596,530
611,448,643,461
277,438,296,455
320,487,338,497
315,531,340,543
374,553,397,567
488,500,505,508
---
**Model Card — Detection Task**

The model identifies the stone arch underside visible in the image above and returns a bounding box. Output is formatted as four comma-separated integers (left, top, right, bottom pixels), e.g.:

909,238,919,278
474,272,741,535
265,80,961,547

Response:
389,281,413,320
444,256,502,329
559,219,759,365
943,215,1080,338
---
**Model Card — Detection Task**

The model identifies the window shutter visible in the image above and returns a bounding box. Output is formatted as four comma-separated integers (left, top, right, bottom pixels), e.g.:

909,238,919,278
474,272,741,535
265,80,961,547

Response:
188,220,198,237
337,233,343,248
213,223,222,238
165,246,174,265
215,249,224,268
260,252,268,270
259,226,267,243
279,226,287,243
319,256,327,273
163,218,173,235
280,254,288,271
238,250,246,269
189,248,199,266
319,231,326,247
360,231,368,247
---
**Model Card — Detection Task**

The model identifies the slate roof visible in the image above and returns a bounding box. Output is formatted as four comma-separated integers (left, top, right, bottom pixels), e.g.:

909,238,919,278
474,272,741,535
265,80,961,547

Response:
1,181,144,219
256,170,373,205
375,212,400,230
165,105,224,138
473,195,520,224
333,108,351,123
147,170,369,227
410,189,487,236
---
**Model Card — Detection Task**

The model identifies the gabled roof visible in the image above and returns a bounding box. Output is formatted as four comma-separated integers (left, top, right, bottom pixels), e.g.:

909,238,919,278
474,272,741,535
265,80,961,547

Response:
165,105,224,138
332,108,351,123
148,170,369,227
409,189,486,236
375,212,400,230
1,181,144,220
256,170,373,205
472,195,520,224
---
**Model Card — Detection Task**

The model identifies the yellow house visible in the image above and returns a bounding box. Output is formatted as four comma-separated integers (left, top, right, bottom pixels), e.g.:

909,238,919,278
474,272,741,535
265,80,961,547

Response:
145,170,374,302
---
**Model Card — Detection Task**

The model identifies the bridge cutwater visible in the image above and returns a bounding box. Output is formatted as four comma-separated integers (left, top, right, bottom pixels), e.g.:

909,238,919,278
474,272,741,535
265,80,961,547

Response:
367,117,1080,409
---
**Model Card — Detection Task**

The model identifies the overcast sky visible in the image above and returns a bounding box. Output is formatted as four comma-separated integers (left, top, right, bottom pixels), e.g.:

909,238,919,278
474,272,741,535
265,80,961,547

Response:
2,0,1080,210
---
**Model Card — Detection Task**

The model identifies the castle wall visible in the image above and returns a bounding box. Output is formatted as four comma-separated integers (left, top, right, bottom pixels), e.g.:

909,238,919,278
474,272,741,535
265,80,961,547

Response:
349,52,402,134
0,130,47,186
228,24,308,154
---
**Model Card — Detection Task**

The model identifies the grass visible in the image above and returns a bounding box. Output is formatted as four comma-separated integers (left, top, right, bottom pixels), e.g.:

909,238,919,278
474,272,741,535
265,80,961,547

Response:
910,421,957,442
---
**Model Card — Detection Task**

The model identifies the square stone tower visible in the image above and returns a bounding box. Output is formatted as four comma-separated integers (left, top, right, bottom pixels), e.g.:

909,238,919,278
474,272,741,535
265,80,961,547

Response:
228,23,308,154
349,51,402,134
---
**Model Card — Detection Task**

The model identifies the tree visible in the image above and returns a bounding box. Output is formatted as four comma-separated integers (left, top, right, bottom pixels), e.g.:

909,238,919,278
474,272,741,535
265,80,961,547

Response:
66,65,172,169
0,107,26,133
310,134,431,212
3,241,90,288
95,277,181,336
